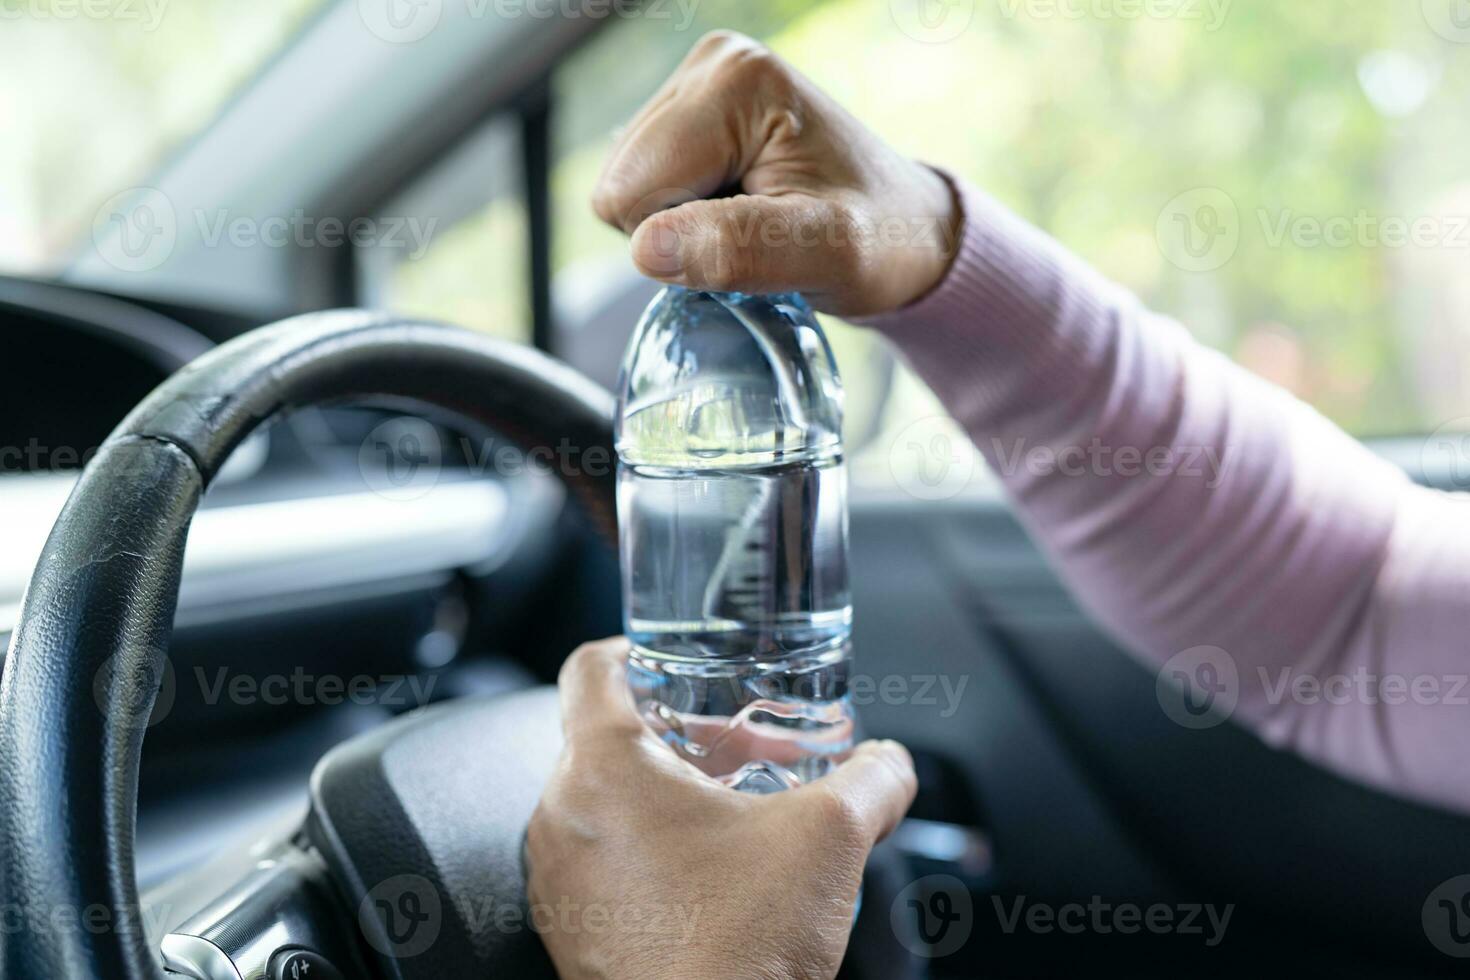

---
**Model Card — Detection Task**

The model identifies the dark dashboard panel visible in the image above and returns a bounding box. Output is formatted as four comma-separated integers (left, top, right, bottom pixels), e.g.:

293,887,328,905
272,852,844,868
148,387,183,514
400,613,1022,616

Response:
0,276,220,471
2,315,171,472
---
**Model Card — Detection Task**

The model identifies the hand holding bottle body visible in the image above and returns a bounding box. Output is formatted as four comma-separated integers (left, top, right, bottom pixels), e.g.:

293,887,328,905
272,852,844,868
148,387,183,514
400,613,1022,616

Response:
527,640,917,980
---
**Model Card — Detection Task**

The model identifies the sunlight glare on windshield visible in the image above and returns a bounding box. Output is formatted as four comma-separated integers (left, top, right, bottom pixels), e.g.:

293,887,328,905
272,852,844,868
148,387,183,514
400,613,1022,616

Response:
0,0,325,278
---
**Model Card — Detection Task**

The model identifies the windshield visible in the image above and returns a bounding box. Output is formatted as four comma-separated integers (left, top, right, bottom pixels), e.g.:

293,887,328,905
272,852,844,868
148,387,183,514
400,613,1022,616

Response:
0,0,324,278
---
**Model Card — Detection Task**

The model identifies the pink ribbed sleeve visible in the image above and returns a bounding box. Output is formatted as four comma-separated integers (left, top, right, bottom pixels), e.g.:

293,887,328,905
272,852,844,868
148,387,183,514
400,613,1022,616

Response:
863,177,1470,814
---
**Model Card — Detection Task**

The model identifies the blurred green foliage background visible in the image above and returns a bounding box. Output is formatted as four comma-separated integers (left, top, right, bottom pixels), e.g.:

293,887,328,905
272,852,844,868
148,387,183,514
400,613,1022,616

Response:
553,0,1470,438
4,0,1469,440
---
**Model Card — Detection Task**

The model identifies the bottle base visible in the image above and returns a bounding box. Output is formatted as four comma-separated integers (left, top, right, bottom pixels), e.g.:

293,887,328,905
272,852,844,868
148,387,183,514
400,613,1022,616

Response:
628,642,854,790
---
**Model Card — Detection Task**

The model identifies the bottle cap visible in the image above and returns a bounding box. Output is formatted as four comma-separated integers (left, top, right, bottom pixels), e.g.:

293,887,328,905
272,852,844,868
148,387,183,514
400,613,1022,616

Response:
616,288,844,468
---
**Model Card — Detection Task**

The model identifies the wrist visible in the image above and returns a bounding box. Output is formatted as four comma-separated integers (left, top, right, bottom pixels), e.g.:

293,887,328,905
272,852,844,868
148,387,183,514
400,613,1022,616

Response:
875,163,964,316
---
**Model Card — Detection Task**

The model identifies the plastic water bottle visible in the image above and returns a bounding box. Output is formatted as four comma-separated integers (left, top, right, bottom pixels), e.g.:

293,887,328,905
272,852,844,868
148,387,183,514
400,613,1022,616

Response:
616,287,855,793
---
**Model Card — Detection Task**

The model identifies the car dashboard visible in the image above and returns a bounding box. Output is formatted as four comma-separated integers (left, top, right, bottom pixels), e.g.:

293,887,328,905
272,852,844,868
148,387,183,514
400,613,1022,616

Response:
0,276,608,886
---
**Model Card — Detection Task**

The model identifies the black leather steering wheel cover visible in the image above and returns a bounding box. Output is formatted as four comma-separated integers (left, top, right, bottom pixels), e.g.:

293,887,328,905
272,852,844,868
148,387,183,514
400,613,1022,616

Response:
0,438,201,980
113,308,617,539
0,311,616,979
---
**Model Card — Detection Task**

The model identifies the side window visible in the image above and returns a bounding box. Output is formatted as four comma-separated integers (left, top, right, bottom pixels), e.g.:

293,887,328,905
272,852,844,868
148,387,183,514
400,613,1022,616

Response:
550,2,1470,499
357,116,531,345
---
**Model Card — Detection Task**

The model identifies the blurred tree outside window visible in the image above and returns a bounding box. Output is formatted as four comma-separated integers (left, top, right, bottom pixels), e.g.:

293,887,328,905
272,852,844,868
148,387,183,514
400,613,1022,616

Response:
7,0,1470,448
549,0,1470,454
374,198,531,345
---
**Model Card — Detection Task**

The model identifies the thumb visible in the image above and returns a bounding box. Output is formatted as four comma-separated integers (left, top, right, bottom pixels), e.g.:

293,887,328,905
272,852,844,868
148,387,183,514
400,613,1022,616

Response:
786,740,918,847
630,194,856,298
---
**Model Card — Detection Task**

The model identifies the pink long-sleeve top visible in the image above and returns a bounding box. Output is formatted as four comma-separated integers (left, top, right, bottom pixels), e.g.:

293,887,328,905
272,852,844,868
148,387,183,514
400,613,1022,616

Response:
865,177,1470,816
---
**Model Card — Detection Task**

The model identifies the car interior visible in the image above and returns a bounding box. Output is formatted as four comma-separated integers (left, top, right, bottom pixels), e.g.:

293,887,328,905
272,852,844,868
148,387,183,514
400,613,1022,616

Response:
4,2,1470,977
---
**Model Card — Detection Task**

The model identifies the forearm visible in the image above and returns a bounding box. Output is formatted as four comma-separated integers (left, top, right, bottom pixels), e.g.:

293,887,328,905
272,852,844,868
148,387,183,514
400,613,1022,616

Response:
867,177,1470,813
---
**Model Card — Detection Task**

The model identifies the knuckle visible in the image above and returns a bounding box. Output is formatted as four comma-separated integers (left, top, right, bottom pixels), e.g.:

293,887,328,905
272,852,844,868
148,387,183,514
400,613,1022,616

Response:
814,782,867,842
836,235,872,289
559,640,613,685
604,708,651,743
525,805,551,853
692,28,753,59
720,44,786,92
549,750,611,812
594,179,651,233
703,236,753,293
559,763,606,805
823,204,866,273
697,32,787,91
591,187,623,227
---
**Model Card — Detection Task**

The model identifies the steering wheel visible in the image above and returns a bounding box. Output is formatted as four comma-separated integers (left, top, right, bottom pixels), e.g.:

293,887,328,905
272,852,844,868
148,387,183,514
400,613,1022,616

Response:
0,311,617,979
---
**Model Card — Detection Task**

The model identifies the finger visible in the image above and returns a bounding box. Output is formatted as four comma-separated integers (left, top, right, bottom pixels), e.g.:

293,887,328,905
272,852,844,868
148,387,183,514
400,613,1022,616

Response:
556,637,642,745
630,194,856,298
788,740,917,847
593,92,739,234
593,32,783,234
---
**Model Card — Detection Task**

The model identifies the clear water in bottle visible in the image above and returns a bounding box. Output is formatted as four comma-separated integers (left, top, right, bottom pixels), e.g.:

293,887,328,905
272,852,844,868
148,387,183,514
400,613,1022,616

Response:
616,288,855,793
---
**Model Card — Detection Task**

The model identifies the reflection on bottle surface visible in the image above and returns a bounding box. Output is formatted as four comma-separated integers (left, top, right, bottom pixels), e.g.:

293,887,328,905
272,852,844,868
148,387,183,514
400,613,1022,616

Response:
617,288,855,792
